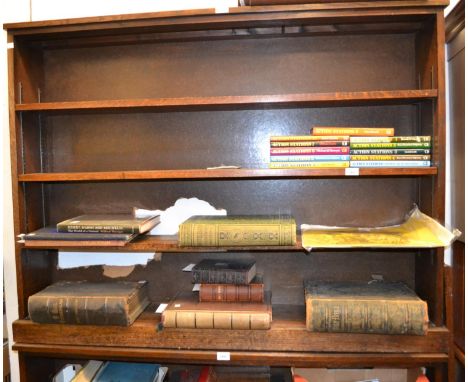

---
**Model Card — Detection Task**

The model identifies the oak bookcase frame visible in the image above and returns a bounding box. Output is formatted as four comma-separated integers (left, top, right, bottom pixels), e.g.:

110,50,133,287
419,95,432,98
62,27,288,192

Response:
5,2,450,380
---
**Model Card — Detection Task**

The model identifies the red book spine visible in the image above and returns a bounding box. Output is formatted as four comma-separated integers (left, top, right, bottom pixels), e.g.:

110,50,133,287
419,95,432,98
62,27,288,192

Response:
199,284,264,302
270,147,350,155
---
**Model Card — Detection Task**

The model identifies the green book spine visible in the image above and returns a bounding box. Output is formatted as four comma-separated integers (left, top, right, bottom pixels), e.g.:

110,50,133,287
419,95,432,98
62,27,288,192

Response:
179,217,296,247
350,142,431,149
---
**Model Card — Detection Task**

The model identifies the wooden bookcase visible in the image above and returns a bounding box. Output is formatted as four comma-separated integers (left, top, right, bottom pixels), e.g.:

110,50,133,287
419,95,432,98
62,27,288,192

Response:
4,2,450,381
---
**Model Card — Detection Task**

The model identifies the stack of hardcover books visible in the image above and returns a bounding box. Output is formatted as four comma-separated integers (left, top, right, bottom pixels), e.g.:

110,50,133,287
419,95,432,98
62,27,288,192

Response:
269,135,350,169
22,214,160,247
310,127,431,168
161,259,272,330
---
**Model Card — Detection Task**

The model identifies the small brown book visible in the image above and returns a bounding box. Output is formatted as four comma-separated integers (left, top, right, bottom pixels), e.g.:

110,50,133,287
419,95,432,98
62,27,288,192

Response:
28,281,149,326
162,292,272,330
199,276,264,303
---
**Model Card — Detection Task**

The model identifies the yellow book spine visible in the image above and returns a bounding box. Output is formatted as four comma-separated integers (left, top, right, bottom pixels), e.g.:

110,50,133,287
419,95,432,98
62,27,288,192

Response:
350,155,431,161
312,127,394,136
270,135,350,141
269,161,349,169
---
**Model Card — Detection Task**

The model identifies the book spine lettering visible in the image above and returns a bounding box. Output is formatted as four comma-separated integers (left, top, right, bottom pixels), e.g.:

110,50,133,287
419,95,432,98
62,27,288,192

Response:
312,127,394,136
270,141,349,147
199,284,264,302
269,161,349,169
350,142,431,149
57,224,136,234
350,149,431,155
349,136,431,143
270,155,349,162
28,296,130,325
350,155,431,161
306,298,428,335
180,222,296,247
270,147,350,155
162,310,271,329
350,161,431,167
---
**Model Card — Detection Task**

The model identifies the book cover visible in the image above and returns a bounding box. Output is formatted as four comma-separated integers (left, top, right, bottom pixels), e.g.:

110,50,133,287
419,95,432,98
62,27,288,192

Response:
23,227,136,247
57,214,160,234
304,281,428,335
349,136,431,143
350,155,431,161
199,276,264,302
270,147,350,155
192,259,256,285
311,127,394,136
162,292,272,330
270,141,349,147
350,149,431,155
350,161,431,167
93,362,159,382
28,281,149,326
270,135,349,142
179,215,296,247
269,161,349,169
270,155,350,162
350,142,431,149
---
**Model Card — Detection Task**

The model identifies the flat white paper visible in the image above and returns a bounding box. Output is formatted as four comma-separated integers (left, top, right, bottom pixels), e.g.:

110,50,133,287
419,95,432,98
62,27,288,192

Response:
58,251,155,269
217,352,230,361
155,304,168,314
183,263,196,272
192,283,201,292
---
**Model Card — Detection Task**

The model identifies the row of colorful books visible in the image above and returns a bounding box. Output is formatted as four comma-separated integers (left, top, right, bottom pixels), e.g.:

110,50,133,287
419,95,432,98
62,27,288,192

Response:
269,127,432,168
28,276,427,335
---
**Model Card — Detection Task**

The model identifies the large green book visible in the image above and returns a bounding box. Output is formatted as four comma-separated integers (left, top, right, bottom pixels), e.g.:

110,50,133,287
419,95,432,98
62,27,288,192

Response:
305,281,428,335
179,215,296,247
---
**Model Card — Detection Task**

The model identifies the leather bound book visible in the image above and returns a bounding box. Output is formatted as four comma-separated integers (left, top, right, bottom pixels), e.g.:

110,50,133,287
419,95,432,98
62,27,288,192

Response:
199,276,264,302
179,215,296,247
192,259,256,285
162,292,272,330
305,281,429,335
28,281,149,326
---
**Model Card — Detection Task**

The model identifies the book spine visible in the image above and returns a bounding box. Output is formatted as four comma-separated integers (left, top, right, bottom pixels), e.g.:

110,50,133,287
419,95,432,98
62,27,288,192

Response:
192,269,249,285
349,136,431,143
312,127,394,136
350,155,431,161
162,310,271,329
350,149,432,155
199,284,264,302
270,147,350,155
270,141,349,147
56,224,136,234
306,298,428,335
269,161,349,169
350,161,431,167
350,142,431,149
179,221,296,247
28,295,131,325
270,135,350,142
270,155,350,162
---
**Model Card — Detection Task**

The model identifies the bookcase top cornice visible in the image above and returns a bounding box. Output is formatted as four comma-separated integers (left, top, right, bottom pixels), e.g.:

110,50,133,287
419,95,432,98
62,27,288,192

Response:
4,0,448,36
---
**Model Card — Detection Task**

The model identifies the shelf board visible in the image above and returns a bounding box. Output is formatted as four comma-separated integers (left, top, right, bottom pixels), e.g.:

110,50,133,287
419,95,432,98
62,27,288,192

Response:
15,90,437,113
12,305,449,366
18,167,438,182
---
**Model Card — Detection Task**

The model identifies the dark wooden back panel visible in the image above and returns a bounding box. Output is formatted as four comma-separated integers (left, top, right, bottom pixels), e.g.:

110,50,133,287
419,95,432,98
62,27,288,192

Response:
42,33,416,101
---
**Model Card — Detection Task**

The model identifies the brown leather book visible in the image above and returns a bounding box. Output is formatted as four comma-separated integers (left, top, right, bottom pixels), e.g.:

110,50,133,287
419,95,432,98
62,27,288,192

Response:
305,281,429,335
28,281,149,326
192,259,256,285
162,292,271,330
199,277,264,303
